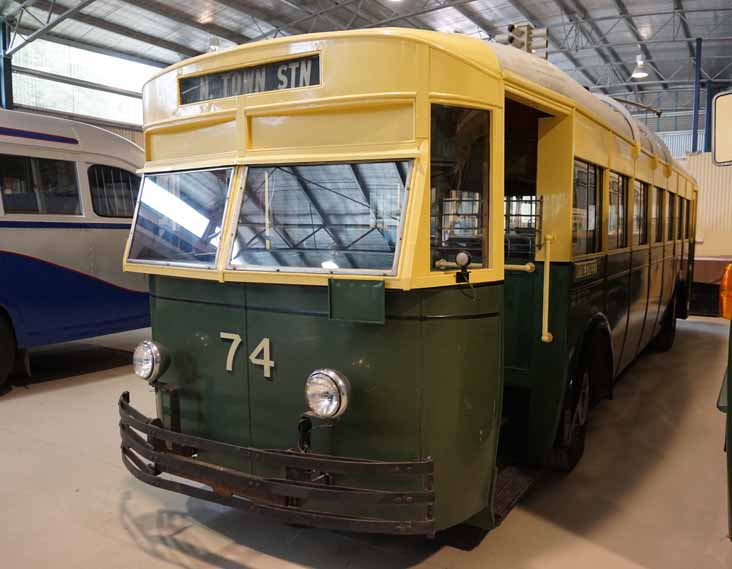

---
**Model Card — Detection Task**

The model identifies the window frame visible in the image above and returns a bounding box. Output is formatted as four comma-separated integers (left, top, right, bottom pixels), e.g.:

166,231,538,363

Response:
571,158,603,257
0,153,82,217
87,164,141,219
428,103,492,272
666,192,676,242
632,179,649,247
607,171,629,250
653,187,665,244
126,166,236,270
225,161,415,276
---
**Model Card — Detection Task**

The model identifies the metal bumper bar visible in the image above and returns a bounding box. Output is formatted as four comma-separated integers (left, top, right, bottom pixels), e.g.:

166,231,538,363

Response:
119,392,435,535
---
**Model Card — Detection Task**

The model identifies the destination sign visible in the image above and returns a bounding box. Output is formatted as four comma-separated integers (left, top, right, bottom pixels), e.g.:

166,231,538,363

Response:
179,54,320,105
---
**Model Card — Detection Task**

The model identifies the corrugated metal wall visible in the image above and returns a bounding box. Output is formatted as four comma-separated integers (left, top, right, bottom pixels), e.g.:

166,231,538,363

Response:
679,152,732,258
657,130,703,159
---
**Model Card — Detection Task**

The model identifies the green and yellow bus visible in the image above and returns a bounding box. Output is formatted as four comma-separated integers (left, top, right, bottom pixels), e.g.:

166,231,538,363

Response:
118,29,698,536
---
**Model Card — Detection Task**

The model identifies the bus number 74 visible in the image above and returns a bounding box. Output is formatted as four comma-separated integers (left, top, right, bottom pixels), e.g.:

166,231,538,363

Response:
219,333,275,379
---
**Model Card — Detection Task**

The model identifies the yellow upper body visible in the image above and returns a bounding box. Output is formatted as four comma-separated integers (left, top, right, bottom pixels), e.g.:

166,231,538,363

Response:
126,28,697,290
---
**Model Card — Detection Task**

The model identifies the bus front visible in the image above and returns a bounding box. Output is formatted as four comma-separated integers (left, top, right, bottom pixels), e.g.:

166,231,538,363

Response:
119,29,506,535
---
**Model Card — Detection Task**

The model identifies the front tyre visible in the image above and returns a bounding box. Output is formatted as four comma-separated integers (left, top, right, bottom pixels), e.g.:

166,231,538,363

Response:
0,315,16,388
544,366,591,472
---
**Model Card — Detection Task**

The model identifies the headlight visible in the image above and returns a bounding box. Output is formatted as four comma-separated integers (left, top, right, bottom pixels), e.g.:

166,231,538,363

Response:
133,340,168,383
305,369,350,419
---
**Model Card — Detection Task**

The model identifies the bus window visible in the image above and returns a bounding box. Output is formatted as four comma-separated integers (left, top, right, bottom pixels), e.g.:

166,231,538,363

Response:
653,188,664,243
430,104,490,270
667,193,676,241
127,168,232,267
677,197,684,240
0,154,80,215
685,199,691,239
632,180,648,246
608,172,628,250
230,161,412,273
572,159,602,256
88,165,141,218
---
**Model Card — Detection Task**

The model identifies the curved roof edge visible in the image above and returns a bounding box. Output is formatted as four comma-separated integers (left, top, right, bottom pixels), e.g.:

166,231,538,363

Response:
0,108,143,169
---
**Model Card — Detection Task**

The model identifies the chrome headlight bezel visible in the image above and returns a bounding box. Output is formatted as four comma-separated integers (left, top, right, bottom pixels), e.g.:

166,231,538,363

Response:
133,340,168,384
304,369,351,419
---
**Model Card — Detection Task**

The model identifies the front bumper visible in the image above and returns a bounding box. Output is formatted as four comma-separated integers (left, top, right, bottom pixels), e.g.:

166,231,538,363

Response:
119,392,435,535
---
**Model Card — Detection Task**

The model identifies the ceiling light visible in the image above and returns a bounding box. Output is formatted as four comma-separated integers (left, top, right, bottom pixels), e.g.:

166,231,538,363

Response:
208,38,220,53
321,260,339,270
631,54,648,79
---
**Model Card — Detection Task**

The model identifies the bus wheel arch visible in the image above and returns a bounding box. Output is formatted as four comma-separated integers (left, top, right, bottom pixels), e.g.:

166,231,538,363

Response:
0,306,18,388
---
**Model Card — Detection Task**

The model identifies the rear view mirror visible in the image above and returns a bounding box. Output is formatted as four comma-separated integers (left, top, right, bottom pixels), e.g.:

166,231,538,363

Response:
713,91,732,165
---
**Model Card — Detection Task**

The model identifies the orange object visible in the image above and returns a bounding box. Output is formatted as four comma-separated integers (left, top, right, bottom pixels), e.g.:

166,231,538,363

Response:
722,264,732,320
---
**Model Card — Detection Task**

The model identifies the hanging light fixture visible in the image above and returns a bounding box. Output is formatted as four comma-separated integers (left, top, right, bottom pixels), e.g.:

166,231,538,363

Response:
632,54,648,79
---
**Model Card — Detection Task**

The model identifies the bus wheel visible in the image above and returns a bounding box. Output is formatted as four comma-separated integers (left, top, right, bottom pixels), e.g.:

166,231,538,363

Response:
653,296,677,352
0,315,16,388
545,366,591,472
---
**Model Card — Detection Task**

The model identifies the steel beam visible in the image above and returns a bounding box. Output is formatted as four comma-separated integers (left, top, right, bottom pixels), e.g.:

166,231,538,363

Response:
453,4,499,37
561,0,634,88
212,0,301,36
15,23,168,67
704,81,715,152
12,65,141,98
1,17,13,109
673,0,696,59
120,0,252,45
5,0,97,56
502,0,603,89
692,38,702,152
23,0,201,58
611,0,668,88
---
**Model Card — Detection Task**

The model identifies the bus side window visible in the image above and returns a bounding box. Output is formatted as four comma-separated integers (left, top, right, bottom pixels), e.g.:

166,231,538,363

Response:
571,159,602,257
0,154,79,215
607,171,629,250
88,165,141,218
652,188,664,243
430,104,490,271
677,196,684,240
667,193,676,241
632,180,648,246
0,154,33,213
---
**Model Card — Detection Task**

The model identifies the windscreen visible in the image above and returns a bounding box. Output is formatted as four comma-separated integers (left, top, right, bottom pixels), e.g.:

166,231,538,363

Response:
127,168,232,267
229,161,412,273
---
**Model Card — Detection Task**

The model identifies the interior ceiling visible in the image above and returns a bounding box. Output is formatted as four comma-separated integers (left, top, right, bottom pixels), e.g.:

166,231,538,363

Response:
1,0,731,113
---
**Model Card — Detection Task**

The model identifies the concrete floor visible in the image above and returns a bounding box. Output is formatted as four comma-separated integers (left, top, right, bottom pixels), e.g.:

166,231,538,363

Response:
1,317,731,569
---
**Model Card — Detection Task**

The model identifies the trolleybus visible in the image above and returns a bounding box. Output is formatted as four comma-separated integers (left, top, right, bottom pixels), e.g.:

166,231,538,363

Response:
118,29,697,535
0,109,149,386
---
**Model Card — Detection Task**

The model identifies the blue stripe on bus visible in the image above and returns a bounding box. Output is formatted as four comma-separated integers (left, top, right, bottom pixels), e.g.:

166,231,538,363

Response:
0,126,79,145
0,250,149,348
0,220,131,229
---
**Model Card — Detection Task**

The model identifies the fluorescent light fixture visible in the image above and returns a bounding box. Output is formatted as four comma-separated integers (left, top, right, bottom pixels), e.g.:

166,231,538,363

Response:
632,54,648,79
321,260,339,270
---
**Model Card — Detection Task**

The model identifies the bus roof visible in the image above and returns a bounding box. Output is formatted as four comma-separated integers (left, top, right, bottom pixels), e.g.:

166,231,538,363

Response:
143,27,692,185
0,108,143,169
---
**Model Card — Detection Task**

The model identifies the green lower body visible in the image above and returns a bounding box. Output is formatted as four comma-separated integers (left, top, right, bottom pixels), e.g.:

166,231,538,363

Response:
146,275,504,531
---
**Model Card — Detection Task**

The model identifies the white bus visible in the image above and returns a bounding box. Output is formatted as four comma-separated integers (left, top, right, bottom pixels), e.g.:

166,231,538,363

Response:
0,109,148,386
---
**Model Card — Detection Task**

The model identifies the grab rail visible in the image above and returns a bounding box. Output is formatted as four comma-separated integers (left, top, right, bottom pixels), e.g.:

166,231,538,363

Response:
541,234,554,343
505,262,535,273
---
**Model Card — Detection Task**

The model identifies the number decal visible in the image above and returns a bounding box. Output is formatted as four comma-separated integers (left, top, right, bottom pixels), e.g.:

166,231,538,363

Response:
219,333,275,379
249,337,275,379
219,332,242,372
